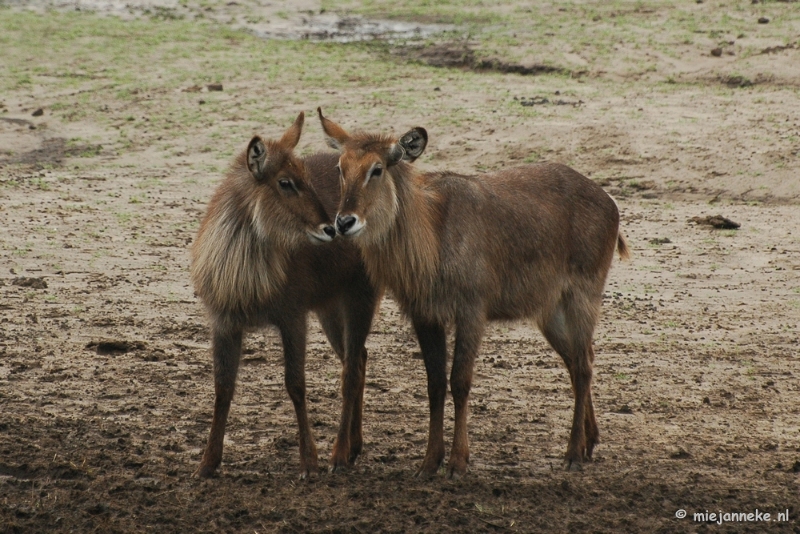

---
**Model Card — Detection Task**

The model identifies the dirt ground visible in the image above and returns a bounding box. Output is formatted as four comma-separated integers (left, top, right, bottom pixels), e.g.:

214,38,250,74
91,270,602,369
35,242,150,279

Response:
1,1,799,532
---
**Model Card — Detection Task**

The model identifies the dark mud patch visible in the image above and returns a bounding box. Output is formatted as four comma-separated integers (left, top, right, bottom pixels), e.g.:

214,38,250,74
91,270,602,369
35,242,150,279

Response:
11,277,48,289
85,340,147,355
689,214,741,229
516,95,584,107
396,42,568,76
1,138,68,167
760,42,798,55
0,117,34,127
0,463,39,480
717,72,781,88
406,41,477,68
474,57,566,76
0,137,105,169
294,14,455,43
721,74,755,88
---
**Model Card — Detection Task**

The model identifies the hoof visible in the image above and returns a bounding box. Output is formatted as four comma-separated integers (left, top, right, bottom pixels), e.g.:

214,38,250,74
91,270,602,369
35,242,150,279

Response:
564,459,584,472
447,468,464,480
328,463,347,474
413,467,436,478
330,443,352,472
194,464,218,479
347,449,362,466
299,468,319,480
298,455,319,479
414,457,443,478
446,460,468,480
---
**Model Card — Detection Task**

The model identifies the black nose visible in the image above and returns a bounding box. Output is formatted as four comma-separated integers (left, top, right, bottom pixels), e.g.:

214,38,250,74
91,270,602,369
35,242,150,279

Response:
323,225,336,238
336,214,356,235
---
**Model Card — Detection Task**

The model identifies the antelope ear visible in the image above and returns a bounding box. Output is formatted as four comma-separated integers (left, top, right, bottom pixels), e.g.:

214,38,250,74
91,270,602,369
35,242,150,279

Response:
246,136,269,179
278,111,304,150
317,107,350,151
386,143,406,167
398,127,427,162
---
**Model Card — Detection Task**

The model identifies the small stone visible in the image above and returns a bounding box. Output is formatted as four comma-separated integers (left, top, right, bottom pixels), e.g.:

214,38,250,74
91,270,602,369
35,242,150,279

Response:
31,108,44,117
207,83,223,91
711,48,723,57
758,17,769,24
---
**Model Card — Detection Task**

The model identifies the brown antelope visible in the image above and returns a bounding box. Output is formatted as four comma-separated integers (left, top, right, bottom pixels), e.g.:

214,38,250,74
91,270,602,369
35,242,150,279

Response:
191,112,379,478
318,108,629,477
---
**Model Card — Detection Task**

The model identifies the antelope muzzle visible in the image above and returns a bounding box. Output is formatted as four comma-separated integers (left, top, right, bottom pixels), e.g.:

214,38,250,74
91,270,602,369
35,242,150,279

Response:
335,213,364,237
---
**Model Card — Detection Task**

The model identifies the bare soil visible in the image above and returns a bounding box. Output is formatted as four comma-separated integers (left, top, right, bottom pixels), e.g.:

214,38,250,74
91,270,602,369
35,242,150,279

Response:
1,1,799,533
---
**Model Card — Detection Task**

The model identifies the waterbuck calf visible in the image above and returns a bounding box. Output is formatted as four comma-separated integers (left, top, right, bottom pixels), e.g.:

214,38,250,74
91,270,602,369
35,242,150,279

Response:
191,112,379,478
318,108,629,476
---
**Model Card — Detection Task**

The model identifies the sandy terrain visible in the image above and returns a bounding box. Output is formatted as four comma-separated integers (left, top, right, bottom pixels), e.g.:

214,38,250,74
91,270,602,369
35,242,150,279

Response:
1,1,799,532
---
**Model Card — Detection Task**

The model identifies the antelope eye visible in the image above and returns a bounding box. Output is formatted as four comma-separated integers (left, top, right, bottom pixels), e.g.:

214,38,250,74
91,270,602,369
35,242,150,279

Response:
370,167,383,179
278,179,294,191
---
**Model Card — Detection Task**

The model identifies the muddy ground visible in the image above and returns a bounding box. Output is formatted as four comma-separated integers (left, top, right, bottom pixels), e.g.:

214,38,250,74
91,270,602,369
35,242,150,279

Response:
1,1,799,532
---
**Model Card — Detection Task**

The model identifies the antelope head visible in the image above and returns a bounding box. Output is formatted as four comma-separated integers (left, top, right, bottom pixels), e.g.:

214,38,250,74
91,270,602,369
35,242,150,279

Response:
246,111,336,244
316,108,427,244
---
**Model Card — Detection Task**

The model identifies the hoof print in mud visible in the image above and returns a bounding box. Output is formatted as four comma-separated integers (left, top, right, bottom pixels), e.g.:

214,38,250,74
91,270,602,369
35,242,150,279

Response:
85,340,146,355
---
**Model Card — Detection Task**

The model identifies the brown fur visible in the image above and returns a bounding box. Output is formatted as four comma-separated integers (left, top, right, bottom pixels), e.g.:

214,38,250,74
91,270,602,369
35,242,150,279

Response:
191,114,380,478
320,110,629,476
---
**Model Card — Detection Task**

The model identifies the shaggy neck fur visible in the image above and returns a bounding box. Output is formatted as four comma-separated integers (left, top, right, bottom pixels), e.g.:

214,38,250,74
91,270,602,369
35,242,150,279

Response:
359,163,442,308
191,158,296,316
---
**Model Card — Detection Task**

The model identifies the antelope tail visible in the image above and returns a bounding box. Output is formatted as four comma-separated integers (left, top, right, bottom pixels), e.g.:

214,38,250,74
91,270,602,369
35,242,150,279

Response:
617,233,631,260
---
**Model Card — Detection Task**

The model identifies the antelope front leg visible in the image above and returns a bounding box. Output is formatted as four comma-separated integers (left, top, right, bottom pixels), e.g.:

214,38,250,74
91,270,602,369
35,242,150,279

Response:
331,288,375,471
447,313,485,479
346,347,368,465
278,316,319,479
330,345,368,471
412,317,448,477
196,326,243,478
